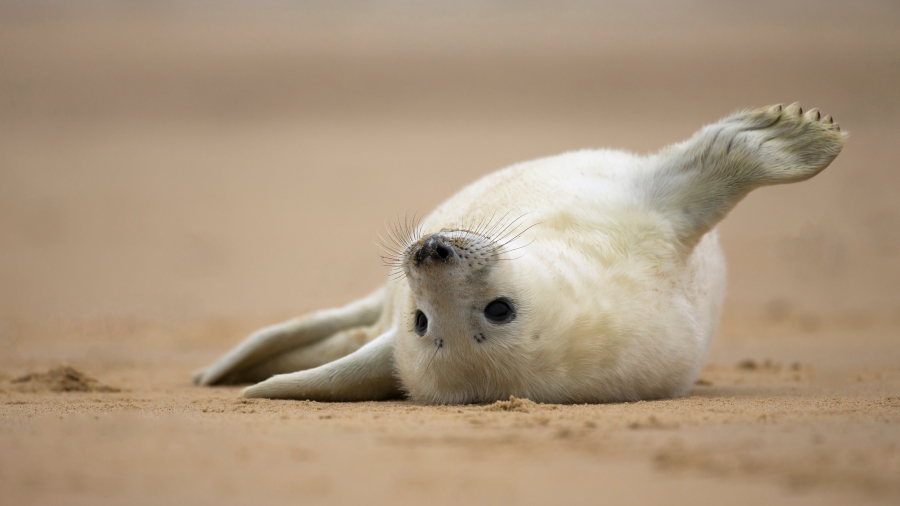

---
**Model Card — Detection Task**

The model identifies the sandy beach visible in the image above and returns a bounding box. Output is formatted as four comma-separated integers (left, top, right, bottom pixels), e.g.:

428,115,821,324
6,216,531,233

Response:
1,2,899,504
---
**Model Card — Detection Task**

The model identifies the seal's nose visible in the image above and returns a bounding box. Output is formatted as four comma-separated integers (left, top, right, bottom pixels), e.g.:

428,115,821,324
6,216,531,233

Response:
413,235,455,265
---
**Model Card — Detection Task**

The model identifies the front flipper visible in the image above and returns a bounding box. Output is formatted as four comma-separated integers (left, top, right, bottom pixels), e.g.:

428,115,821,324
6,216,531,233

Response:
242,330,401,401
196,287,385,386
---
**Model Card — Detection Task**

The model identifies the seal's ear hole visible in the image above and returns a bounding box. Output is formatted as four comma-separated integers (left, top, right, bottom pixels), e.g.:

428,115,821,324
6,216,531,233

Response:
414,310,428,336
484,298,516,324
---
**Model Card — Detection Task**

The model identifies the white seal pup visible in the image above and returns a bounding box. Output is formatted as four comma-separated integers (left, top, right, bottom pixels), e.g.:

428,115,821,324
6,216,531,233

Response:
193,104,846,404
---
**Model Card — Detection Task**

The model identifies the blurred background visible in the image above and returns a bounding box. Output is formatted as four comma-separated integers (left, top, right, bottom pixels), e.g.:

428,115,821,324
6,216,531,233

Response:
1,0,898,339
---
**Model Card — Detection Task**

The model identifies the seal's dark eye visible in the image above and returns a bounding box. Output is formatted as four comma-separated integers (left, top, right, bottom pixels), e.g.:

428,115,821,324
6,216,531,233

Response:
484,299,515,324
414,310,428,335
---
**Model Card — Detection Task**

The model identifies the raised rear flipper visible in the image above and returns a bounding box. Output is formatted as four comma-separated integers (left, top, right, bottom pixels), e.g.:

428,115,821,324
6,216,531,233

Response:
645,104,846,249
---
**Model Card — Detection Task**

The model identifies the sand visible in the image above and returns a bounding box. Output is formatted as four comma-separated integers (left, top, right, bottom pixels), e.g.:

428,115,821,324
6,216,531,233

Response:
1,1,899,504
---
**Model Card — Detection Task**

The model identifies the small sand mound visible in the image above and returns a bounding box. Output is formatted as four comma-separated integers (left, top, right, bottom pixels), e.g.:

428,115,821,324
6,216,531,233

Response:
10,366,120,393
484,395,537,413
737,359,758,370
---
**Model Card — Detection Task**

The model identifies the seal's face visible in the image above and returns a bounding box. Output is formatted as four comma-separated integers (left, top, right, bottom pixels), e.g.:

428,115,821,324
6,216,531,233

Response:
395,229,531,403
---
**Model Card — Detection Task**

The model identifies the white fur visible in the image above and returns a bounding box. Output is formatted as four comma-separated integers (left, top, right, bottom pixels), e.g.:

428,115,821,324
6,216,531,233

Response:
195,104,846,404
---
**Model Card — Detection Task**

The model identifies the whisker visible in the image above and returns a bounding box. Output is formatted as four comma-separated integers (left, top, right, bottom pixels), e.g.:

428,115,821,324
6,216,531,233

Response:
483,209,516,238
425,340,441,371
473,211,493,238
491,213,531,243
494,240,535,256
377,211,426,276
488,217,525,245
495,222,541,249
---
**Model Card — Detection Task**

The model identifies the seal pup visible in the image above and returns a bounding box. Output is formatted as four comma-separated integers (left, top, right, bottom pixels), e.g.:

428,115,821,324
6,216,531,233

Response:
193,104,846,404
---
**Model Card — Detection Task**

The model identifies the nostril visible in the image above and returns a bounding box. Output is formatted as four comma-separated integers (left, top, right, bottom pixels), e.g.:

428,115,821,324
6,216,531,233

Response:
435,245,450,260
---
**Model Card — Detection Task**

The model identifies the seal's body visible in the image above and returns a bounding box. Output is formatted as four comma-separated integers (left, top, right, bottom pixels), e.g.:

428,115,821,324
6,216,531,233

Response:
194,104,846,404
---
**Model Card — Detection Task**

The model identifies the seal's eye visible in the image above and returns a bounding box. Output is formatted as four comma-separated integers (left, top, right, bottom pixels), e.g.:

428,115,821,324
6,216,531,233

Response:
414,310,428,336
484,299,515,324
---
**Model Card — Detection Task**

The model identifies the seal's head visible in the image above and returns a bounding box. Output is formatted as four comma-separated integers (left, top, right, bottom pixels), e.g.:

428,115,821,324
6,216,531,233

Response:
394,228,532,404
